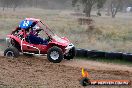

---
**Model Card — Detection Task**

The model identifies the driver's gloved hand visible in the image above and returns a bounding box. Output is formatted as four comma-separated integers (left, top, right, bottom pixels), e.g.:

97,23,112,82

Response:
45,36,51,42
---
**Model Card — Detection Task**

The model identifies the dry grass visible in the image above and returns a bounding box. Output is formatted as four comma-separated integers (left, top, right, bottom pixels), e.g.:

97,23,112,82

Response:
0,8,131,53
93,17,132,53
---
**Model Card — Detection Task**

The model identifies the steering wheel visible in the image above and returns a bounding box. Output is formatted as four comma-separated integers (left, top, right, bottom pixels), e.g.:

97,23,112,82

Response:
36,28,43,32
46,36,51,42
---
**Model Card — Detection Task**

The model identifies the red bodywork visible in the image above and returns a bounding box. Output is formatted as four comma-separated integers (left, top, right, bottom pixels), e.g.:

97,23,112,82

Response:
7,18,71,54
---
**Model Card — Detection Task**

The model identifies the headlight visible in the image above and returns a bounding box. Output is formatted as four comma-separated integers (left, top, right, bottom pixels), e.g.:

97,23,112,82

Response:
65,43,74,53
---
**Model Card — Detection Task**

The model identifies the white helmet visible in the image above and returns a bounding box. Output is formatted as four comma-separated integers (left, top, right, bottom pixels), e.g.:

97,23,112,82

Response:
32,24,40,30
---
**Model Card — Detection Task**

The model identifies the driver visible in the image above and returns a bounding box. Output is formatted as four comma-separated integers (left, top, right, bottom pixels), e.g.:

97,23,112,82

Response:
28,24,48,45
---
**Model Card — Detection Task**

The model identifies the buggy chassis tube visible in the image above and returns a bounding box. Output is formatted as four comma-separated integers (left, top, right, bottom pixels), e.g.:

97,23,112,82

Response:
21,38,41,55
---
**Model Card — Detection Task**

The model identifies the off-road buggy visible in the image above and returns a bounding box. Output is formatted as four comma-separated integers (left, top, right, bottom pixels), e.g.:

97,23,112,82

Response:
4,18,75,63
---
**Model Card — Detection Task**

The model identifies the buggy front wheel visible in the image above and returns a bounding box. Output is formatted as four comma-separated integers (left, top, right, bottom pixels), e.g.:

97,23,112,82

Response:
47,46,63,63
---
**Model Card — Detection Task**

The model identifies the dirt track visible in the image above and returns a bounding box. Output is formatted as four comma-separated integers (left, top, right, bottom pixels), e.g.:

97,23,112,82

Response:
0,55,131,88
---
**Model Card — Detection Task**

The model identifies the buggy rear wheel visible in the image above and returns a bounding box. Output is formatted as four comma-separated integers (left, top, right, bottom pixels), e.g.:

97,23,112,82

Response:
4,46,20,58
47,46,63,63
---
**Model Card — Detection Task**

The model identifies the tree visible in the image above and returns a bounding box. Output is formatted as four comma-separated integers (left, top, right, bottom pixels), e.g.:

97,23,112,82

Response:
110,0,124,18
97,0,107,16
12,0,22,11
0,0,6,11
72,0,106,17
0,0,22,11
0,0,10,11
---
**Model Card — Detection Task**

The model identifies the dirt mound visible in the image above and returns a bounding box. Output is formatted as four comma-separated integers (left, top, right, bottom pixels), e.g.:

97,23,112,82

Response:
62,59,132,73
0,56,82,88
0,56,131,88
